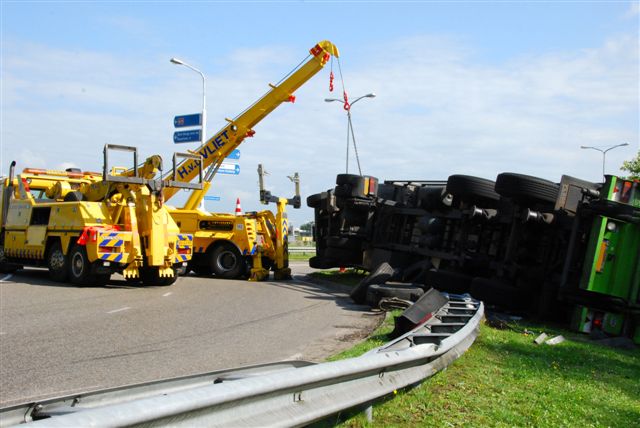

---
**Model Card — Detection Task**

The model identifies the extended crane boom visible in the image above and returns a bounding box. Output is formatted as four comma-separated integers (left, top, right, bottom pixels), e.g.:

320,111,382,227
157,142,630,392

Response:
163,40,339,205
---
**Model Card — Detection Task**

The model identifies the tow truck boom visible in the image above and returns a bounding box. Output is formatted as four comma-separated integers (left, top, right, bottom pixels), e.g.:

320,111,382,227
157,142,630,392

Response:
164,40,339,205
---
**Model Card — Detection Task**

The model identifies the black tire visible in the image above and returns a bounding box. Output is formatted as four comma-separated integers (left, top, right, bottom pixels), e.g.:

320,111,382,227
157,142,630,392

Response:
425,270,473,294
68,244,94,285
0,247,20,274
494,173,559,205
63,191,85,202
210,242,244,279
446,175,500,207
336,174,364,186
307,193,324,209
309,256,336,269
47,241,68,282
366,283,425,308
335,174,371,199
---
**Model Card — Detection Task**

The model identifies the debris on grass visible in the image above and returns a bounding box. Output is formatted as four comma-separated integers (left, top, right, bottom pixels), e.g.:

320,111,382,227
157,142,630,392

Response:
534,332,548,345
545,335,566,346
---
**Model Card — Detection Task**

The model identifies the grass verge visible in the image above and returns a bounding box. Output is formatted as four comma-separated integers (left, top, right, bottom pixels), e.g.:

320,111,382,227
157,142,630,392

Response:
288,252,315,261
316,272,640,427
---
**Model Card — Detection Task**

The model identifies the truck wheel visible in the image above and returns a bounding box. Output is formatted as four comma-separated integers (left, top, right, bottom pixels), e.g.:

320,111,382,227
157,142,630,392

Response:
446,175,500,207
0,247,20,274
307,193,324,209
47,241,68,282
68,244,94,285
494,173,559,205
210,243,243,279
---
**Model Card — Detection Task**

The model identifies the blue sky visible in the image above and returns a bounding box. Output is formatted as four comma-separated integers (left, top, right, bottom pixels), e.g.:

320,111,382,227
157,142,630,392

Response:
1,1,639,227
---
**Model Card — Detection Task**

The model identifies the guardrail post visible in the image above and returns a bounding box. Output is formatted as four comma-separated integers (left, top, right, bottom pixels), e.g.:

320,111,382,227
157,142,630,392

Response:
365,404,373,422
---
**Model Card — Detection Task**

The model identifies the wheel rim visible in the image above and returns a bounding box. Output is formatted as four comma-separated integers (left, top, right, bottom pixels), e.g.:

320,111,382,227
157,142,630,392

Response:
71,252,85,277
50,250,65,270
216,250,237,272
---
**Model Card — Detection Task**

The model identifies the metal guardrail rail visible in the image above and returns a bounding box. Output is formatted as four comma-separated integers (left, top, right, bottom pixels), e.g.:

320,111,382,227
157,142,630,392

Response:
288,246,316,253
1,294,483,427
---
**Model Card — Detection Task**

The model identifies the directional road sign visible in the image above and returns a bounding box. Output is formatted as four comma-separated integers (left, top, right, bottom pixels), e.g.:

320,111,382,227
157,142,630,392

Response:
218,163,240,175
226,149,241,160
174,129,202,144
204,195,221,201
174,113,202,128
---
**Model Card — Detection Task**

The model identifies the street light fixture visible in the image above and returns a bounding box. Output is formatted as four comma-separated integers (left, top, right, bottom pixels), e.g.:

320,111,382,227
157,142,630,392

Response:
580,142,630,181
325,93,376,175
170,57,207,149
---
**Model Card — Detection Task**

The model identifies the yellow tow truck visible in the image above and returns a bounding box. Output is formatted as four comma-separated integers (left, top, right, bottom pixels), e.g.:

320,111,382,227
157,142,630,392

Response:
0,145,202,286
164,40,339,281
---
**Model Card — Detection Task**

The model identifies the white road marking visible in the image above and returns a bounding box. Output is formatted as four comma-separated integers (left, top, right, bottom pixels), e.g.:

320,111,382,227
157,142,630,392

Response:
162,292,173,297
0,332,6,335
107,307,131,314
0,274,13,282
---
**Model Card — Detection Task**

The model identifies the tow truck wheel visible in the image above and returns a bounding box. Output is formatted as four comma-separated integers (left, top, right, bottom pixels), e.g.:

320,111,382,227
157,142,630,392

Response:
0,246,20,274
210,242,243,279
46,241,68,282
68,244,94,285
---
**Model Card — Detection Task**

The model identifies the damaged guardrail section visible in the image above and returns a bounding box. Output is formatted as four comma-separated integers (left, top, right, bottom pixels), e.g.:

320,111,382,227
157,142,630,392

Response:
1,293,483,427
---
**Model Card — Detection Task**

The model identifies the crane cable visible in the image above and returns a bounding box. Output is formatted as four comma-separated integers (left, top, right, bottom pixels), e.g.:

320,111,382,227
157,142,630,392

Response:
335,57,362,176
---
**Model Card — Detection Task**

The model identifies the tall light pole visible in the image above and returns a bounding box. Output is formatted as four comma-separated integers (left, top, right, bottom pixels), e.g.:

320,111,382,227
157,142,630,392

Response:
580,142,629,181
325,93,376,175
170,58,206,149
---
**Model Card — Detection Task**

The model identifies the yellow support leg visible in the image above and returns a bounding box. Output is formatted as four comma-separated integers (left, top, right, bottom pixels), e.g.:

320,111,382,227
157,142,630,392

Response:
249,249,270,281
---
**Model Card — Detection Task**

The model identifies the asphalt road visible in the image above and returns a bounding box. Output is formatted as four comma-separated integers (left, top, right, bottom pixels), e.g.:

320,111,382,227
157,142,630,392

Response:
0,262,381,407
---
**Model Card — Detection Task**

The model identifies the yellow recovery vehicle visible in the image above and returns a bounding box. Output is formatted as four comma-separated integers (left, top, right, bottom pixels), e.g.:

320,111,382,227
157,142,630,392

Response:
164,40,339,281
0,144,202,286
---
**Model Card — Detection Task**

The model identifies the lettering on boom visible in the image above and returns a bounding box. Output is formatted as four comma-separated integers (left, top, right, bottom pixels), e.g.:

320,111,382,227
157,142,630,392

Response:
176,129,231,179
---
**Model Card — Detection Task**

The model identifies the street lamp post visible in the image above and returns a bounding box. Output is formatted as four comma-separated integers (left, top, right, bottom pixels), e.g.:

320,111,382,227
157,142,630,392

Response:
325,93,376,175
580,143,629,181
170,58,207,149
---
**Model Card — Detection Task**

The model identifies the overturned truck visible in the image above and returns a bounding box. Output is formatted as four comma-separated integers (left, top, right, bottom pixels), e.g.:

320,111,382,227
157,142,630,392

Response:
308,172,640,343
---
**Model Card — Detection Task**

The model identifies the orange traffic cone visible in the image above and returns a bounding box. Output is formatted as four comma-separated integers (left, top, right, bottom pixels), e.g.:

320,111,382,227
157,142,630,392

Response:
235,198,242,216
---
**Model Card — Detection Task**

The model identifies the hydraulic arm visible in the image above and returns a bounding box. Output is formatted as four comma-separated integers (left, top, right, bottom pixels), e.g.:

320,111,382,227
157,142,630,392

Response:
164,40,339,206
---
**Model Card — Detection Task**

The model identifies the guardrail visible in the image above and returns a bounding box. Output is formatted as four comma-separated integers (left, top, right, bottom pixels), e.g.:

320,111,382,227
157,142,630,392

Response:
288,246,316,254
1,294,483,427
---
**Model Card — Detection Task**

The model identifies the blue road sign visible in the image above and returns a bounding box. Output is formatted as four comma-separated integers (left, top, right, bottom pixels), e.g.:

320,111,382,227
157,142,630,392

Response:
174,113,202,128
226,149,241,160
204,195,221,201
218,163,240,175
174,129,202,143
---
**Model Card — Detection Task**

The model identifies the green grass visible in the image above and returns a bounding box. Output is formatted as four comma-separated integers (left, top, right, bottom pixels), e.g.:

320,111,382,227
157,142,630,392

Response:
309,269,366,286
288,252,315,261
313,269,640,427
329,319,639,427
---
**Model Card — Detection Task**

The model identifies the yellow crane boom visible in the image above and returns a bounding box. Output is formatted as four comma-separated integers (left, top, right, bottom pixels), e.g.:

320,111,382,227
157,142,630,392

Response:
163,40,339,205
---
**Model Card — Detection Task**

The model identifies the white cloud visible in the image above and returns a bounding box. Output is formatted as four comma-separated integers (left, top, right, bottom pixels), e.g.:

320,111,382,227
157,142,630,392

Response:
1,34,638,228
625,2,640,18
